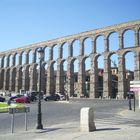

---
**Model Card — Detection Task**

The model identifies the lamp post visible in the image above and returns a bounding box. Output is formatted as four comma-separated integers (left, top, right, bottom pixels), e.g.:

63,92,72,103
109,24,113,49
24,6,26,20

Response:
36,48,44,129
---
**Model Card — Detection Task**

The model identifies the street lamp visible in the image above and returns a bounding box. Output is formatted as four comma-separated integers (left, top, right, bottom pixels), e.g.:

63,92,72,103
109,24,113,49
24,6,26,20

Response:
36,48,44,129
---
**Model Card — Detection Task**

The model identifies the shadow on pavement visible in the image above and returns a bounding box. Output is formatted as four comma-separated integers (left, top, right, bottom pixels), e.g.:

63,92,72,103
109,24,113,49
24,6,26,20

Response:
96,128,120,131
35,128,62,133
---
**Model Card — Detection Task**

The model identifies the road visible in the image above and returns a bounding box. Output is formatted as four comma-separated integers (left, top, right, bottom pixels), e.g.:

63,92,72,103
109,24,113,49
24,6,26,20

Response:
0,98,135,134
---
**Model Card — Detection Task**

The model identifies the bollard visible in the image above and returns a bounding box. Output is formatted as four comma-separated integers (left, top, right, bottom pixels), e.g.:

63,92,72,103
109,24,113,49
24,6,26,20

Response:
80,107,96,132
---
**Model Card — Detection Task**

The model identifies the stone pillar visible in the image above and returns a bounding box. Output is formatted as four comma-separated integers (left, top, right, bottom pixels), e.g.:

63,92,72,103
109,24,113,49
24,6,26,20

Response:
91,37,96,53
118,55,126,99
90,56,98,98
0,69,4,89
56,60,64,94
103,55,111,98
18,53,22,65
29,65,38,91
1,57,4,68
15,67,22,92
6,56,9,67
25,52,29,64
67,59,74,97
46,61,55,95
80,107,96,132
3,69,9,91
49,47,53,60
32,50,36,63
119,31,124,49
9,68,16,91
22,66,30,91
78,57,85,96
80,39,84,55
135,30,139,46
104,35,109,51
134,51,140,80
12,55,15,66
68,41,73,57
58,45,63,59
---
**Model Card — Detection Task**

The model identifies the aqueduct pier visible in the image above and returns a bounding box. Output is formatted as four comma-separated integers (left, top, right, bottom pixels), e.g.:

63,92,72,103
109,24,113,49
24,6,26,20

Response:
0,20,140,99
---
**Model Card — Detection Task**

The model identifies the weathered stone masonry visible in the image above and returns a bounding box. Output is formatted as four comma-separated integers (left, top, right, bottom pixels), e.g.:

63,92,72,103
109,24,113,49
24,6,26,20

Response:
0,20,140,99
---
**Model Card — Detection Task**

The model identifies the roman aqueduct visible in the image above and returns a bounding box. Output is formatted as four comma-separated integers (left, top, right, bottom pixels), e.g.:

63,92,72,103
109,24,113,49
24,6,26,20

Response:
0,20,140,99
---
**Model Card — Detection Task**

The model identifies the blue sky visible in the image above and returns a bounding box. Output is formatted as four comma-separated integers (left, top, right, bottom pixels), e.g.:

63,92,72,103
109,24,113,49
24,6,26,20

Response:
0,0,140,70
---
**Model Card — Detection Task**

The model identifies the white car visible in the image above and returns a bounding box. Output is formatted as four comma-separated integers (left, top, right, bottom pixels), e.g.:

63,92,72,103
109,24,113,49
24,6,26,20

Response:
56,93,66,100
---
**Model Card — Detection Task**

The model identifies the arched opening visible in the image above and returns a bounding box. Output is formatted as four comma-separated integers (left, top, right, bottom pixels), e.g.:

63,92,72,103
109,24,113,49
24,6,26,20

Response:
123,29,135,48
124,51,134,97
110,54,118,98
73,59,79,96
28,50,33,64
72,40,80,57
108,32,119,51
85,57,91,97
96,35,104,53
15,53,19,66
83,37,92,55
9,55,12,67
45,47,49,61
21,52,26,65
53,45,59,60
97,55,104,97
62,43,68,59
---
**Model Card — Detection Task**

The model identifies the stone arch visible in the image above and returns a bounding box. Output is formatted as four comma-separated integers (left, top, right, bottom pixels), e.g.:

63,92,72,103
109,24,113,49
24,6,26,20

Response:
109,52,119,98
72,39,80,57
53,44,59,61
44,46,49,61
28,49,33,64
107,32,119,51
15,53,19,66
61,42,69,59
83,37,92,55
95,34,105,53
123,29,135,48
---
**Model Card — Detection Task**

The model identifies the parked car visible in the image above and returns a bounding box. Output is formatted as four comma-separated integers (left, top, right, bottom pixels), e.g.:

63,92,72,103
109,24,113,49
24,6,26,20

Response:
15,96,30,103
56,93,66,100
9,94,23,101
0,96,5,102
44,94,60,101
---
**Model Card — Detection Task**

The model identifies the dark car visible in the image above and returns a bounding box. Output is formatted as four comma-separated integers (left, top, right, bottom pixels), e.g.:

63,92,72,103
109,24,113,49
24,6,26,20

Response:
0,96,5,102
10,94,23,101
44,94,60,101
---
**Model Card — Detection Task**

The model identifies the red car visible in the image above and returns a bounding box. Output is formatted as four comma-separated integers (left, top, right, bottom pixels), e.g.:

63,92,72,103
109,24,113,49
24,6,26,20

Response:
15,97,30,103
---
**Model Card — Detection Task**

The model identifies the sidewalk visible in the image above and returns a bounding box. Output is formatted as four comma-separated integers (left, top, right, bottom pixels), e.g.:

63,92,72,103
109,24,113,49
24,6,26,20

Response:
1,109,140,140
